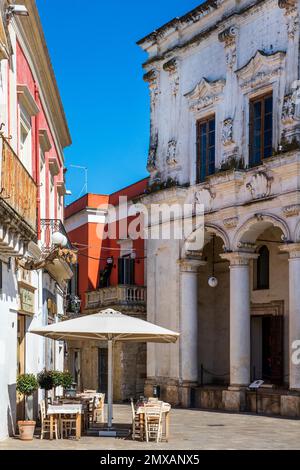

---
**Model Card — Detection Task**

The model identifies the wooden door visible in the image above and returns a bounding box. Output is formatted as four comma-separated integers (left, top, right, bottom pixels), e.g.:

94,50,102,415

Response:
16,315,25,420
270,316,284,385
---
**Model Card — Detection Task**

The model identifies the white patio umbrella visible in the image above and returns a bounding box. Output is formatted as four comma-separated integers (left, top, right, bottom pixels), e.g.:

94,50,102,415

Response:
29,308,179,433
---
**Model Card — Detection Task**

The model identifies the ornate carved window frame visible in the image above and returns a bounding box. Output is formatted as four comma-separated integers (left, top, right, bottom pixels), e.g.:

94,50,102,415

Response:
236,50,286,165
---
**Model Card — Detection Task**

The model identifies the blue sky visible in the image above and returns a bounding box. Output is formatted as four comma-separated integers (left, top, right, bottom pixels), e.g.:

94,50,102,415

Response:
36,0,202,202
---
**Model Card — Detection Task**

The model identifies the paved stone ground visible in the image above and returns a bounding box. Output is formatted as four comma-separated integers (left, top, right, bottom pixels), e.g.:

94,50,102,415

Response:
0,405,300,450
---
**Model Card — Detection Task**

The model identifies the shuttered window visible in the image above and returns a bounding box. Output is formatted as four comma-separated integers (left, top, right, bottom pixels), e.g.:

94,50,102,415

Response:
196,116,216,183
249,93,273,166
118,257,135,285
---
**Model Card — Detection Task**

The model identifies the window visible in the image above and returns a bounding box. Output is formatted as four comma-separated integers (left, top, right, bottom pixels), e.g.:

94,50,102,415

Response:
249,93,273,166
196,116,216,182
19,107,32,174
255,245,270,290
118,256,135,285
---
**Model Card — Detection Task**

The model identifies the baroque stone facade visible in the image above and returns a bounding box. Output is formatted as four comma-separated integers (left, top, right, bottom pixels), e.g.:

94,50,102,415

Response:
138,0,300,416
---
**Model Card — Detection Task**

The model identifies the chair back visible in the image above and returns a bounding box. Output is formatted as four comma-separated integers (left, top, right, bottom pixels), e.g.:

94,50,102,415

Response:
84,389,96,394
130,398,136,420
40,399,47,423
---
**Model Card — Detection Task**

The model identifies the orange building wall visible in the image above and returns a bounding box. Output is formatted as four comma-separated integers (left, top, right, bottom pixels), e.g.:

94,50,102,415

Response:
65,178,148,310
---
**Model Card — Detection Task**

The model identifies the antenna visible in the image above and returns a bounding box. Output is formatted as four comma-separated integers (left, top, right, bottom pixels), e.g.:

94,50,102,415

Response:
70,165,88,198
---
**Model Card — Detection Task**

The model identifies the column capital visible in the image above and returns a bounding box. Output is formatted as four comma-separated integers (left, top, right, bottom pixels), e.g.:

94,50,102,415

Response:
220,251,259,266
280,243,300,259
178,257,206,273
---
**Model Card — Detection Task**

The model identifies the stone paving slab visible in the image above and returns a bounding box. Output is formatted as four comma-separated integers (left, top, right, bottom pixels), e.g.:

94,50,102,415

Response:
0,405,300,450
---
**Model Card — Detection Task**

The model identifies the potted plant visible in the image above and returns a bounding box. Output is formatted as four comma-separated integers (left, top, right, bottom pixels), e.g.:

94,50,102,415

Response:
16,374,38,441
37,369,54,403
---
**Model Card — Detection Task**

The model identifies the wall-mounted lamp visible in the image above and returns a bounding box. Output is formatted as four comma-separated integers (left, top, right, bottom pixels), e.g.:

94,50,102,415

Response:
6,4,29,22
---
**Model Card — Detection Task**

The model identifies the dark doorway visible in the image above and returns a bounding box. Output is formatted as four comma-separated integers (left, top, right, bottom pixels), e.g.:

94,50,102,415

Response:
98,348,108,396
251,315,283,385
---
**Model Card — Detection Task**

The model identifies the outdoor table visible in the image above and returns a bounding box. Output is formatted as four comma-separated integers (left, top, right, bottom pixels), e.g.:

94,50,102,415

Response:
136,402,171,442
47,404,84,440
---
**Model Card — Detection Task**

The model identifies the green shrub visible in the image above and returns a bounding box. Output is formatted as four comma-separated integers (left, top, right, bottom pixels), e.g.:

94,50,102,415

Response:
16,374,38,397
37,369,54,391
59,371,74,389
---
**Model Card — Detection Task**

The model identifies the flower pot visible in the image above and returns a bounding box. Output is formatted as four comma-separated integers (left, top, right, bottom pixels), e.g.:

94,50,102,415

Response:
18,421,36,441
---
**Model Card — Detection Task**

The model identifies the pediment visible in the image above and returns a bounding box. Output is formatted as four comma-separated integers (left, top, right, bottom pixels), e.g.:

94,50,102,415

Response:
185,77,226,111
237,50,286,89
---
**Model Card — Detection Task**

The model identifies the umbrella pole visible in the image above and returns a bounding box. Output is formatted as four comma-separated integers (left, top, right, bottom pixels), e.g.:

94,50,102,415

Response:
107,339,113,429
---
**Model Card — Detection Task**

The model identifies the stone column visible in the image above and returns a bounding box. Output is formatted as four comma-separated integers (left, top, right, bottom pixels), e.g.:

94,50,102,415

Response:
280,244,300,391
179,258,205,407
221,252,258,411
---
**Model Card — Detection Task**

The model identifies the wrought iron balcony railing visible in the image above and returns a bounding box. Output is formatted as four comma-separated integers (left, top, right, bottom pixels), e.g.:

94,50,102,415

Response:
40,219,73,252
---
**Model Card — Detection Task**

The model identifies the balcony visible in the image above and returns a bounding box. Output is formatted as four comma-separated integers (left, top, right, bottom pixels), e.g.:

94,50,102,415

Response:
40,219,74,284
40,219,73,252
85,285,147,314
0,139,37,255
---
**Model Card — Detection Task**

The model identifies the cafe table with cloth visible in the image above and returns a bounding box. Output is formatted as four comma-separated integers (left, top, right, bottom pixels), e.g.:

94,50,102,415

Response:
47,404,84,440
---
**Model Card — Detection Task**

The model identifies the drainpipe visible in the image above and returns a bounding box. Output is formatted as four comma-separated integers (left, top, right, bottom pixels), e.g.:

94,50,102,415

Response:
34,83,41,240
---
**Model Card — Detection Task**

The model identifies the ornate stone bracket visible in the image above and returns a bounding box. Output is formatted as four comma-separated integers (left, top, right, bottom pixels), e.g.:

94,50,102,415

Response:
282,93,296,124
194,185,216,212
223,217,239,230
283,204,300,218
246,172,273,200
147,132,158,172
218,25,238,69
166,139,178,167
143,69,160,106
163,58,180,96
222,118,234,146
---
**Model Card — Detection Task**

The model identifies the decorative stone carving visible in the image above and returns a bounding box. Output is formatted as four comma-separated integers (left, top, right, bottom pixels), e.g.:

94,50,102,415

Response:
278,0,297,12
185,77,226,112
166,139,177,166
246,172,273,200
282,93,296,124
219,26,238,69
194,186,215,212
163,58,180,96
236,51,286,92
222,118,234,146
223,217,239,229
143,69,160,106
279,1,299,39
283,204,300,218
147,132,158,172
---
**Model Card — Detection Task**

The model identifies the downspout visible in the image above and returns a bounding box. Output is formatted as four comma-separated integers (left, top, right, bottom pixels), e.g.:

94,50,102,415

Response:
34,82,41,240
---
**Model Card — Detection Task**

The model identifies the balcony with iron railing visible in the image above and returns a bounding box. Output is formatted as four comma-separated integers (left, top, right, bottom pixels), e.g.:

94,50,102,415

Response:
85,285,147,313
0,138,37,235
40,219,73,252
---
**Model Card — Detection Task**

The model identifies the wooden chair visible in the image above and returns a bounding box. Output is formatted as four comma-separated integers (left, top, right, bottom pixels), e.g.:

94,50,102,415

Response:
94,394,105,423
60,414,77,438
144,402,163,443
40,399,59,440
86,396,96,426
130,398,142,441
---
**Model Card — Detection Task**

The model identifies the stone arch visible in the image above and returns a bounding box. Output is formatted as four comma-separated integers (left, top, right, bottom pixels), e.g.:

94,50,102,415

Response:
233,213,291,251
294,219,300,242
182,222,230,258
